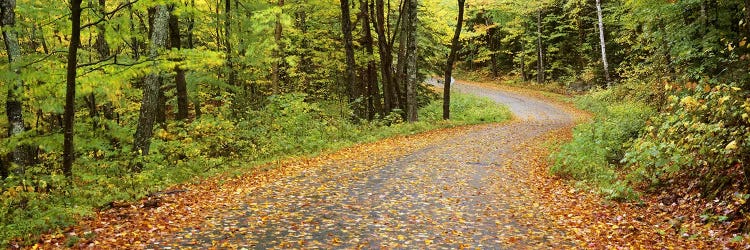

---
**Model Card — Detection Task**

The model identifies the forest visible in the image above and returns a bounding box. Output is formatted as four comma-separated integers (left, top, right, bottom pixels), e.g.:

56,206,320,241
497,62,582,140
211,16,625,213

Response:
1,0,749,247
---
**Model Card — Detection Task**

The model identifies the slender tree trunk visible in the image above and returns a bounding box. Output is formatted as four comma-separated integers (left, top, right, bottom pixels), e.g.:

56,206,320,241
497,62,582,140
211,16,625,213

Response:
404,0,417,122
396,11,408,110
520,40,527,81
63,0,83,178
487,23,498,78
169,8,189,121
361,0,381,119
295,9,312,92
595,0,610,87
536,8,544,84
444,0,465,120
340,0,359,118
91,0,110,130
374,0,397,113
187,0,200,118
225,0,236,87
272,0,284,94
1,0,28,173
133,5,169,167
128,4,140,59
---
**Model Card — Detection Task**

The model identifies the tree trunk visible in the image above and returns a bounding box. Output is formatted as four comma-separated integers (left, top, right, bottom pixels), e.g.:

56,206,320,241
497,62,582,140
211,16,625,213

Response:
340,0,359,118
520,40,527,81
272,0,284,94
536,8,544,84
225,0,236,87
396,10,408,111
133,5,169,167
361,0,381,119
374,0,398,114
487,22,498,78
187,0,200,118
63,0,83,178
91,0,110,130
169,9,189,121
404,0,417,122
1,0,29,174
128,4,140,59
595,0,611,87
444,0,465,120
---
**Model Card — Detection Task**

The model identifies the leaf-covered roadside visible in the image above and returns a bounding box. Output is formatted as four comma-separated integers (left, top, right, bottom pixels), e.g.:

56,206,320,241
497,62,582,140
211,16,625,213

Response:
536,127,747,248
32,125,491,249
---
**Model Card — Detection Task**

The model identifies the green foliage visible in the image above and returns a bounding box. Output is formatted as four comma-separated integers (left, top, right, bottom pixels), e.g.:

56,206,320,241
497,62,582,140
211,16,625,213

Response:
551,86,654,200
420,92,511,124
623,82,750,195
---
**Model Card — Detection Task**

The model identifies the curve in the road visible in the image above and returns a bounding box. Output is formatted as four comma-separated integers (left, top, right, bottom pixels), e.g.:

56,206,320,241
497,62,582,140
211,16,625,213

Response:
151,80,577,249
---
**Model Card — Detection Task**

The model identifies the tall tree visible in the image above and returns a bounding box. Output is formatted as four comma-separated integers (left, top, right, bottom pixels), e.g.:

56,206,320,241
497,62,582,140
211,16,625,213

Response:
595,0,610,86
169,8,189,121
272,0,284,94
404,0,418,122
443,0,465,120
373,0,398,114
1,0,28,173
340,0,358,118
225,0,236,87
133,5,170,169
62,0,83,178
360,0,381,119
536,7,544,84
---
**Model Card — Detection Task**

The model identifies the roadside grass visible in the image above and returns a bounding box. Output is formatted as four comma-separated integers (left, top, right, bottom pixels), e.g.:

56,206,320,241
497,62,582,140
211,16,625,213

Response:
1,91,511,247
550,86,655,200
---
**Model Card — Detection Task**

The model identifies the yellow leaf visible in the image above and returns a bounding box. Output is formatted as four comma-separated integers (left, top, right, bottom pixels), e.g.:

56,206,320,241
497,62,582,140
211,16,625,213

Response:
726,140,738,151
397,235,405,241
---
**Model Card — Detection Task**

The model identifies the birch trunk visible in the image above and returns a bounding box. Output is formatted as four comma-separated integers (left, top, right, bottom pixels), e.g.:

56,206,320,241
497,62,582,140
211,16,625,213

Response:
596,0,611,86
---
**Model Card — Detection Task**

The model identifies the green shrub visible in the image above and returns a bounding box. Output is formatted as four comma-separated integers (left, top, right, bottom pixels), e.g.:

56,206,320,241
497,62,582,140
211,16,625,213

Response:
623,82,750,195
551,87,655,200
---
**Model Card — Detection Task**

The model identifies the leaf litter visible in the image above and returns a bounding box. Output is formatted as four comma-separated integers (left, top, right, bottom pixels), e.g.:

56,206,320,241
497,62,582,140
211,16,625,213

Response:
35,82,731,249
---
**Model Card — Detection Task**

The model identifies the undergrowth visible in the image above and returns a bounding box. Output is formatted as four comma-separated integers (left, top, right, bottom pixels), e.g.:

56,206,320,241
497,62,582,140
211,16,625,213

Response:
551,83,655,200
0,92,510,247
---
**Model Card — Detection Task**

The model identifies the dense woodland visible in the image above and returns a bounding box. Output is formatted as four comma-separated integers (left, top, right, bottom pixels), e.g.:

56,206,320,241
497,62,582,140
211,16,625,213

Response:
1,0,750,246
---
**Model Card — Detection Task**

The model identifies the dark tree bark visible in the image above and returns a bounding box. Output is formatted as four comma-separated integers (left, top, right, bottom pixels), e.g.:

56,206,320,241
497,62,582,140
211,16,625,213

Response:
520,40,527,81
187,0,200,118
169,9,189,121
128,4,140,59
340,0,359,118
404,0,417,122
1,0,28,173
373,0,398,114
295,9,312,92
90,0,110,130
443,0,465,120
133,5,169,167
272,0,285,94
488,26,498,78
225,0,236,87
536,8,544,84
63,0,83,178
360,0,381,119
